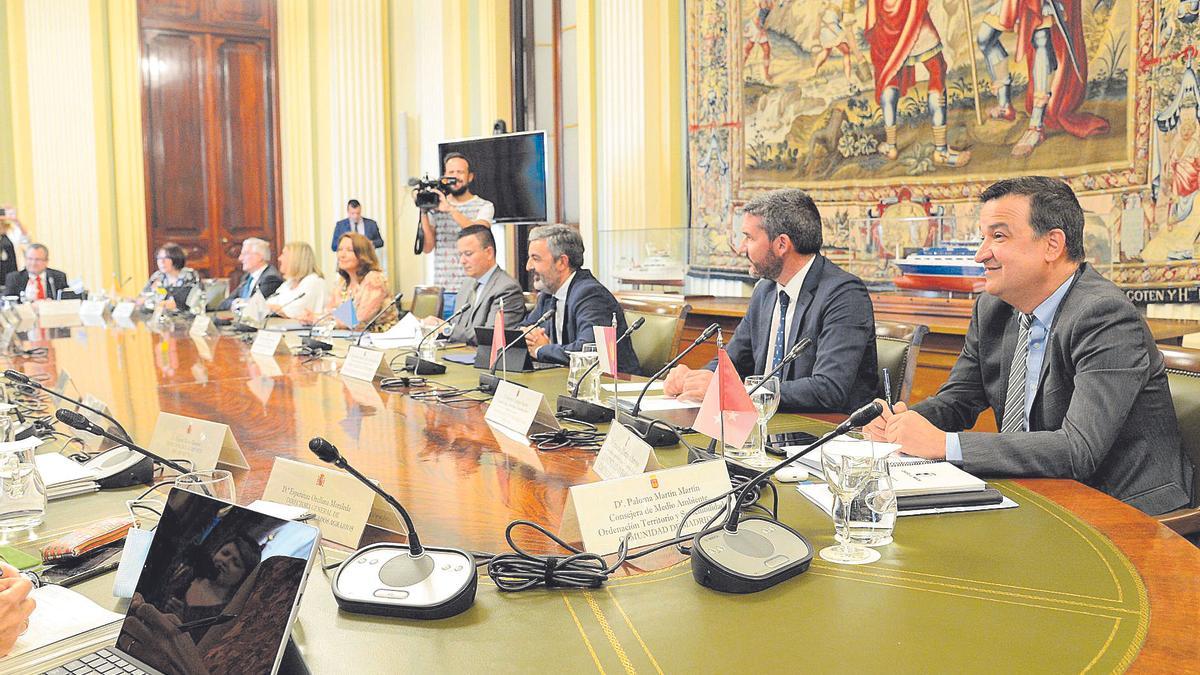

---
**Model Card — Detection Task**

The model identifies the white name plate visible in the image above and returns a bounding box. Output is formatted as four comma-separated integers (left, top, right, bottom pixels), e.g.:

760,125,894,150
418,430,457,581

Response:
484,380,561,436
189,315,216,337
250,329,288,356
261,457,403,548
148,412,249,472
340,345,391,381
249,352,284,379
560,460,732,555
592,422,661,481
36,299,81,317
112,301,135,318
79,299,108,317
15,303,35,322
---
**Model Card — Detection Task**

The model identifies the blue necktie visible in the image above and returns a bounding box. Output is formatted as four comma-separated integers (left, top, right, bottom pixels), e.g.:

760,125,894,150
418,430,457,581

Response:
239,274,254,299
771,289,790,370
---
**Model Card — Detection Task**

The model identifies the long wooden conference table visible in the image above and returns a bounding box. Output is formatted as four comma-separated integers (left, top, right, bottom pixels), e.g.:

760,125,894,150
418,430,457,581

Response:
5,315,1199,673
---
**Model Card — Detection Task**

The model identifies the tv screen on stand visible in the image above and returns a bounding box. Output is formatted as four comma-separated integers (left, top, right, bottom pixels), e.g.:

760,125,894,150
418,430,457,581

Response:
438,131,548,224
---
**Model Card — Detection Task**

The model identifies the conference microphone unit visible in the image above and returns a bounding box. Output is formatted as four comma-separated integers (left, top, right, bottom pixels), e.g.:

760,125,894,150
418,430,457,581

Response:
403,302,473,375
55,408,190,479
308,438,477,620
5,369,133,443
555,317,644,423
479,308,555,395
355,292,405,347
616,322,720,447
690,401,884,594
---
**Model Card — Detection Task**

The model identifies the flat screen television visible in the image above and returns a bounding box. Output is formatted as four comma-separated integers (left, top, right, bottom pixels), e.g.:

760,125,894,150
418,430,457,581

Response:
438,131,548,223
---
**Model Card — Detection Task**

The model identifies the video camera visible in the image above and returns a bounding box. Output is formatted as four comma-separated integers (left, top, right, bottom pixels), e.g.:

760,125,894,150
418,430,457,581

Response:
408,175,460,211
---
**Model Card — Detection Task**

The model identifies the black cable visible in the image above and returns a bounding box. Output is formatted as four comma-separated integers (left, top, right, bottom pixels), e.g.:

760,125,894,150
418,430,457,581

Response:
529,419,603,451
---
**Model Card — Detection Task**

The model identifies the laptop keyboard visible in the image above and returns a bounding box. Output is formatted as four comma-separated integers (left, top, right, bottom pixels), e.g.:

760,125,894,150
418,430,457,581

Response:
42,648,147,675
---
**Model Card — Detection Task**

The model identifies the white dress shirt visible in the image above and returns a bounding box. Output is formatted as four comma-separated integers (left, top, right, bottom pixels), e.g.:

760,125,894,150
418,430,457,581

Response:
763,257,814,370
268,273,327,319
551,272,576,343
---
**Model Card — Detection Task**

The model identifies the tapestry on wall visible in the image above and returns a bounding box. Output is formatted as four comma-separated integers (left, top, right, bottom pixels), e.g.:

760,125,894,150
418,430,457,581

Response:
687,0,1200,302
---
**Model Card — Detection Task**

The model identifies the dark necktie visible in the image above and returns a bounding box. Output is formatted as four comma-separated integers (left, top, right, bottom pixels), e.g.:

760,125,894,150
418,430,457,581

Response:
547,296,559,344
1001,313,1034,433
771,289,790,371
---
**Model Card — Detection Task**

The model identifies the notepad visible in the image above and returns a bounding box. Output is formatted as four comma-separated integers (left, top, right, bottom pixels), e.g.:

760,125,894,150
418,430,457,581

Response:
34,453,100,500
6,585,123,659
888,462,986,497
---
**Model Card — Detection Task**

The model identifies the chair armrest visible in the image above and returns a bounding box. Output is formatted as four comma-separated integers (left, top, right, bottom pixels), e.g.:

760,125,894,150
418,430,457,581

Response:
1157,507,1200,537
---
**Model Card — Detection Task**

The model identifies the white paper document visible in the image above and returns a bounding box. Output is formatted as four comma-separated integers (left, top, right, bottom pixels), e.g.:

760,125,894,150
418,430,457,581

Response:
618,395,699,411
6,585,123,659
796,483,1018,517
600,382,663,394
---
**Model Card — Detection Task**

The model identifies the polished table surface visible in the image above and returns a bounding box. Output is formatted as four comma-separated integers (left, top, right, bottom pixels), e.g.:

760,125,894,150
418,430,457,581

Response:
3,315,1199,673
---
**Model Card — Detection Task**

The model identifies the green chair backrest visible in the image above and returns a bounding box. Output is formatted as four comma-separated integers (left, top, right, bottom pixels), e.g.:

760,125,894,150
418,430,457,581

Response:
1166,369,1200,507
411,286,443,319
874,321,928,404
626,310,682,375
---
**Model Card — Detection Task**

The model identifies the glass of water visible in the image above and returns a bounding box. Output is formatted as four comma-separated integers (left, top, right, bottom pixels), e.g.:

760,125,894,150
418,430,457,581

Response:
741,375,780,468
840,455,897,548
819,433,881,564
0,423,46,532
566,344,601,402
176,469,236,503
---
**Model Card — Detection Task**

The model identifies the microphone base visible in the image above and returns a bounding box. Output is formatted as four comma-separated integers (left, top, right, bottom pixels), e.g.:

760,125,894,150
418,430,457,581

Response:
232,323,258,333
331,543,477,620
479,373,525,395
302,337,333,353
555,395,614,423
615,411,678,447
404,355,446,375
691,517,814,594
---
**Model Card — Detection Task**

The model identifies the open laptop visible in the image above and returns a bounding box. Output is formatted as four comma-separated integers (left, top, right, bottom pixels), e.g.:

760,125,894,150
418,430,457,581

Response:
470,326,561,372
40,488,320,675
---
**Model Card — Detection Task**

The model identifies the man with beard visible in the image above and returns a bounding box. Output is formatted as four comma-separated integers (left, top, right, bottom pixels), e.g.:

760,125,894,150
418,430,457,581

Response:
663,189,878,413
420,152,497,289
519,224,641,375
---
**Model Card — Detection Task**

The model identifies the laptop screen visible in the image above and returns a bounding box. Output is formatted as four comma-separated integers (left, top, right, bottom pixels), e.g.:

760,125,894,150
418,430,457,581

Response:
115,489,319,675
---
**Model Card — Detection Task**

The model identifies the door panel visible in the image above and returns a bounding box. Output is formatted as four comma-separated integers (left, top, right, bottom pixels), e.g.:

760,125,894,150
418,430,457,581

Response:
142,30,212,274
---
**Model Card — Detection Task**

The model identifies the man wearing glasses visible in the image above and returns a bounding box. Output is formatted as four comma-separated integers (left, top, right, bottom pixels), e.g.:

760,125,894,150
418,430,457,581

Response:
2,244,69,302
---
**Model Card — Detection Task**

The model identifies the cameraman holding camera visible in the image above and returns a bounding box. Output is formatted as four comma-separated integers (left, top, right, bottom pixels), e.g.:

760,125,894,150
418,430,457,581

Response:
418,153,495,289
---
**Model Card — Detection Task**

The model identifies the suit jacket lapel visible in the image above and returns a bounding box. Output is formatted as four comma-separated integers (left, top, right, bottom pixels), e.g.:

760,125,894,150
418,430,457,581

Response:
753,284,772,374
1029,265,1086,414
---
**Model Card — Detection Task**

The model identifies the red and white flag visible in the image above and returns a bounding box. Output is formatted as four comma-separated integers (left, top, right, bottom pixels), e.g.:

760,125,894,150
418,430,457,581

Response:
692,348,757,449
593,325,618,376
489,307,507,368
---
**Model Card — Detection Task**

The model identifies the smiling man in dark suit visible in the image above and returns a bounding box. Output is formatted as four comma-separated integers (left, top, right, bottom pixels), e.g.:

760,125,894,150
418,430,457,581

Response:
3,244,69,302
663,189,878,414
520,224,640,375
331,199,384,252
866,176,1193,515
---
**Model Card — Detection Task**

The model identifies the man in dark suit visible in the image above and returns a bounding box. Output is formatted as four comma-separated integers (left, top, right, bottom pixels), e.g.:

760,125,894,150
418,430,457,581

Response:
664,189,877,413
331,199,384,252
218,238,284,311
3,244,69,302
423,225,525,345
867,176,1193,515
520,225,641,375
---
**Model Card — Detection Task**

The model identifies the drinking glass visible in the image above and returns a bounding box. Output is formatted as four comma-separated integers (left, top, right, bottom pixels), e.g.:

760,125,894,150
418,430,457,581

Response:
176,469,236,503
418,327,440,362
0,424,46,532
566,343,600,402
741,375,780,468
840,455,897,548
819,433,881,564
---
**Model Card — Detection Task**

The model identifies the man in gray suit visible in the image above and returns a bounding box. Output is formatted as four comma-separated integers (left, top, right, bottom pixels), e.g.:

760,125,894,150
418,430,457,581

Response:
424,225,525,345
867,176,1193,515
663,189,878,413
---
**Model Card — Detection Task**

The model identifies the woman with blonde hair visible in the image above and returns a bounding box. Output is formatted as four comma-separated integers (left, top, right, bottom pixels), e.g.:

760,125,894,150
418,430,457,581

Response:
306,232,396,331
267,242,327,319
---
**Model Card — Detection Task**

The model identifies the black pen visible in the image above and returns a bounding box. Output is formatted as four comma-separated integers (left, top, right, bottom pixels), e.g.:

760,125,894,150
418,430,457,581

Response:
882,368,895,414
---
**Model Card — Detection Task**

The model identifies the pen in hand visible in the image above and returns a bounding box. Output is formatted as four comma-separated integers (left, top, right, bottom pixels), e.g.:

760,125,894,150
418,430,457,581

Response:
882,367,895,414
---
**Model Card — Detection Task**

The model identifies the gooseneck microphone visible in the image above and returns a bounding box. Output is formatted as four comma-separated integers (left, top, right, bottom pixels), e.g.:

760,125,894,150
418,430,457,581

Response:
404,302,472,376
56,408,191,474
615,322,720,447
355,292,404,347
555,317,645,423
308,437,477,619
479,308,556,394
6,369,132,443
690,401,885,594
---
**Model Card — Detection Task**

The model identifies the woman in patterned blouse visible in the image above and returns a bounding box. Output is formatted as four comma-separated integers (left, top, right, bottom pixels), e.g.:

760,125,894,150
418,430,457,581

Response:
310,232,396,332
140,242,200,308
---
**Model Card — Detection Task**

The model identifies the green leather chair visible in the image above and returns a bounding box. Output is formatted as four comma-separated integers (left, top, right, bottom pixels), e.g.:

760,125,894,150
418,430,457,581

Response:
875,320,929,404
616,293,691,375
411,285,443,319
1158,345,1200,544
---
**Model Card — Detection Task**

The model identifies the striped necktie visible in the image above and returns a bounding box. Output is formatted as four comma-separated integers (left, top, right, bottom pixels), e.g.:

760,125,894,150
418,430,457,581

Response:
1001,313,1033,433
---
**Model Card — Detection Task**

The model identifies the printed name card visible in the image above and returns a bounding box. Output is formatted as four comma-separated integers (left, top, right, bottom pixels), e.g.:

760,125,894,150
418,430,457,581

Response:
79,300,107,317
592,422,661,480
75,394,113,453
148,412,249,472
250,329,288,356
15,303,35,322
249,353,284,379
189,315,216,337
36,299,81,317
484,380,562,436
340,345,392,381
112,301,135,319
560,460,732,555
261,457,403,548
